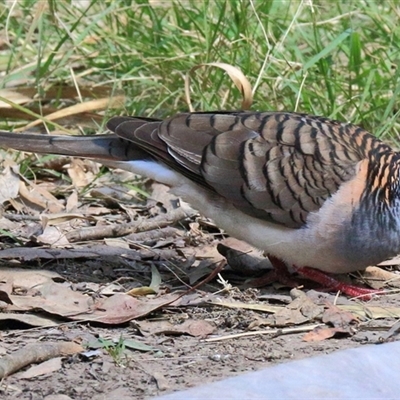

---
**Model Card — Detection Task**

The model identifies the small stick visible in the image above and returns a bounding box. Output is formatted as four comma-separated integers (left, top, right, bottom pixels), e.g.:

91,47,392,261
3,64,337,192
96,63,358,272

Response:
204,323,325,342
65,208,191,242
0,341,83,378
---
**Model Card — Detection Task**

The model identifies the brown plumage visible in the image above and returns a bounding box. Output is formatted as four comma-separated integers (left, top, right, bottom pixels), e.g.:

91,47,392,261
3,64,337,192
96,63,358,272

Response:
1,111,399,297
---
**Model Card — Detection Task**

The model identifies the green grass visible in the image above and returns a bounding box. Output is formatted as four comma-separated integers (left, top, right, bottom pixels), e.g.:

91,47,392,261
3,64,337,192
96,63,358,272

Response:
88,335,160,366
0,0,400,144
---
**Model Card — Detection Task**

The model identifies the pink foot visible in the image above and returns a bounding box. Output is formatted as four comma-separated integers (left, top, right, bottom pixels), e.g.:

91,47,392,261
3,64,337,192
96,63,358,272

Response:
296,266,380,299
250,255,381,299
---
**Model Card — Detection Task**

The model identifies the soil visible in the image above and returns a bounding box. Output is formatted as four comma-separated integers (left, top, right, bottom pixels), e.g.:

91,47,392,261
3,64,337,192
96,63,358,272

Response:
2,257,399,400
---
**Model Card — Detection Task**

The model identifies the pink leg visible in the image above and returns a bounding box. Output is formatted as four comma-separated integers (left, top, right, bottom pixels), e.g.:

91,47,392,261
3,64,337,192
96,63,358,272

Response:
295,266,380,299
249,255,381,299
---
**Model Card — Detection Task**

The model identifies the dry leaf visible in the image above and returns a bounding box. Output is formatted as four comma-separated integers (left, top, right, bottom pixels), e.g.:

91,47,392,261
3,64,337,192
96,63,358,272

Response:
134,319,215,338
18,357,62,379
0,217,19,231
302,301,358,342
0,165,20,204
0,267,64,288
127,287,157,296
361,266,400,289
268,290,324,326
0,281,13,303
322,303,359,329
34,226,69,246
302,305,358,342
18,181,64,213
378,256,400,266
148,182,181,214
187,262,215,285
69,292,183,324
66,159,98,188
339,305,400,319
303,327,340,342
7,281,93,316
66,190,79,212
0,312,60,327
152,371,170,391
40,212,92,226
150,264,162,292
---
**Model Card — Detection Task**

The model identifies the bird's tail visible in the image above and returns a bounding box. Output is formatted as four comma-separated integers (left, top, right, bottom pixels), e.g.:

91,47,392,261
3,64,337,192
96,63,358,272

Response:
0,117,190,187
0,117,155,161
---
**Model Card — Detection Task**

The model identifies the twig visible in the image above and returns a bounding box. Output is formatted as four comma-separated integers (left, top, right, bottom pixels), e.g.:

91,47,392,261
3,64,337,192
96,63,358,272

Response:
0,341,83,378
204,323,325,342
125,227,181,242
3,214,41,222
65,207,191,242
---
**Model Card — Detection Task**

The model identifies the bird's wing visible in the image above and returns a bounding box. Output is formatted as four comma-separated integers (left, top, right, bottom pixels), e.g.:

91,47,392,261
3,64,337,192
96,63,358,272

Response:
109,111,389,228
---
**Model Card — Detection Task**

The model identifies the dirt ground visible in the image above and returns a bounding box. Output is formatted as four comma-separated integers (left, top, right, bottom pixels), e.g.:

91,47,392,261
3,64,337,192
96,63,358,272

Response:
0,169,400,400
2,267,398,400
1,273,398,400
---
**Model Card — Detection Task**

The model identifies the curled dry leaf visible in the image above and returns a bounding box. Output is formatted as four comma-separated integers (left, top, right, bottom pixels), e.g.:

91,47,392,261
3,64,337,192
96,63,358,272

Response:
184,63,253,111
148,182,181,214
